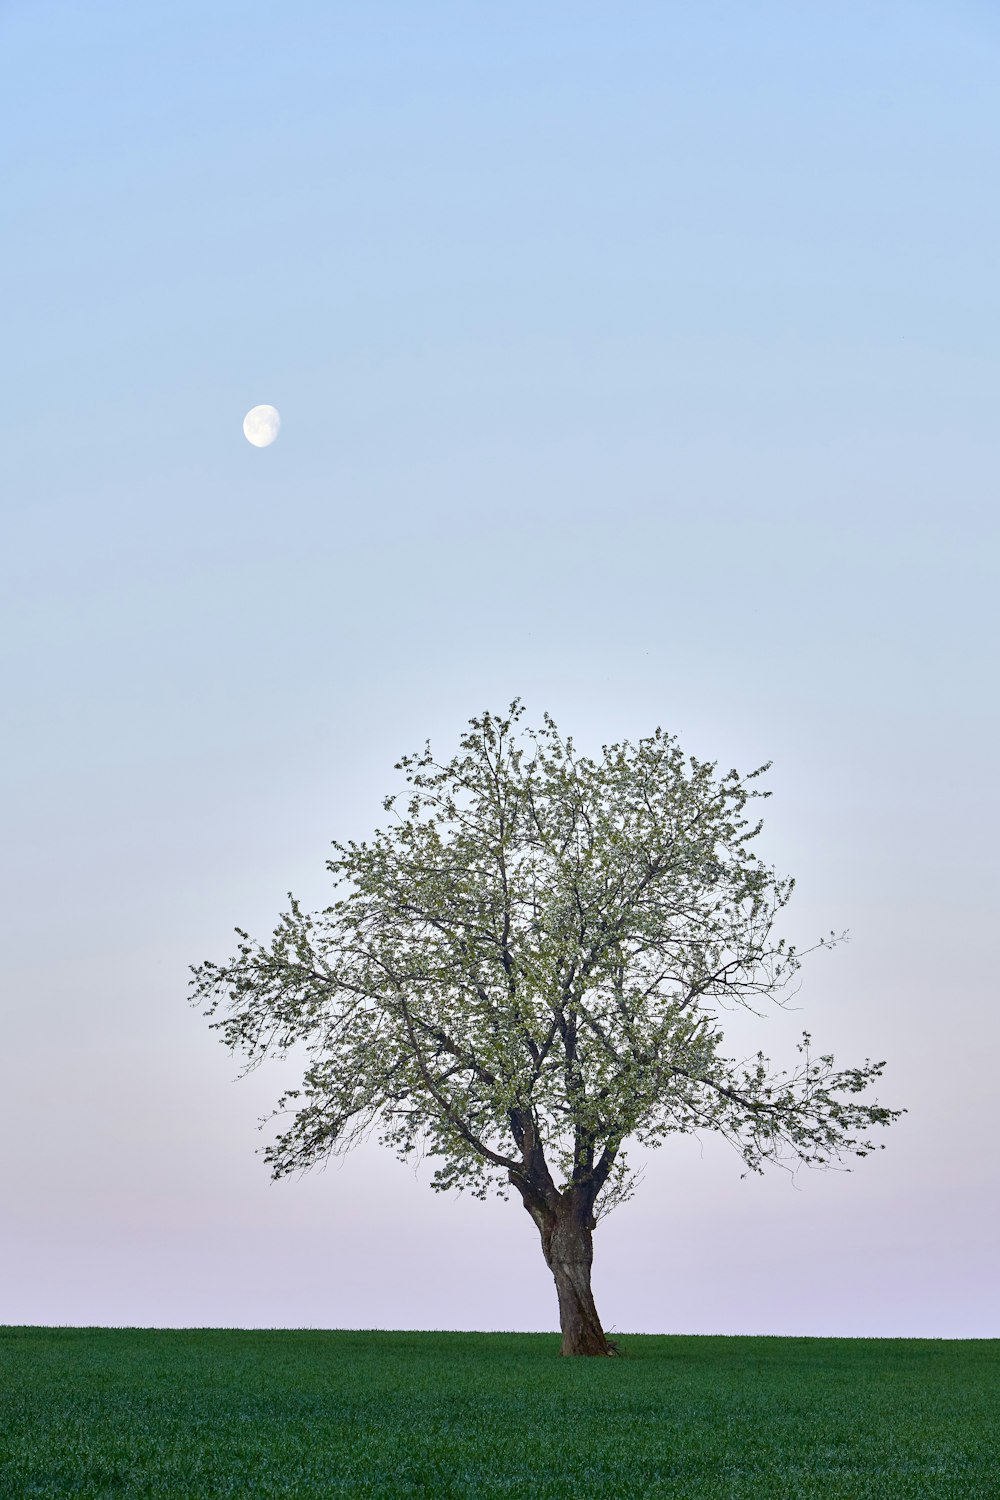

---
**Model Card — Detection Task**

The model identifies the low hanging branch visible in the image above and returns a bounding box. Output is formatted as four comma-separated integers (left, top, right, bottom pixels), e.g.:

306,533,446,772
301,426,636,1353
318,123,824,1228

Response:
190,700,904,1355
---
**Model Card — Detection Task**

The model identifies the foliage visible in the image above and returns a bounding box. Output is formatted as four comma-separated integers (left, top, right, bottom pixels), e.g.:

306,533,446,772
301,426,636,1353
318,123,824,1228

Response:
190,700,902,1221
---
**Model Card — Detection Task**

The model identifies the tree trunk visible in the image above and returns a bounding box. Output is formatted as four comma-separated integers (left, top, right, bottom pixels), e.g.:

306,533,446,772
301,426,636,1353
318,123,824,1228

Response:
537,1201,618,1356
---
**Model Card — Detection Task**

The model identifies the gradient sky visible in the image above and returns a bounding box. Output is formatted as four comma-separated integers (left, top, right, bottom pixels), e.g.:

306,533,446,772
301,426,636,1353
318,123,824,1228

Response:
3,1,998,1338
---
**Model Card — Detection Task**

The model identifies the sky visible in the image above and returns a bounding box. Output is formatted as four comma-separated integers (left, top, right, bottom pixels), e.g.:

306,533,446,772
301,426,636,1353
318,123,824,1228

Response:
3,1,998,1338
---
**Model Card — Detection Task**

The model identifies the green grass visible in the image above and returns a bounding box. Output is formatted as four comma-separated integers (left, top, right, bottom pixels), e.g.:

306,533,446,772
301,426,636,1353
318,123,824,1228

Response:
1,1328,996,1498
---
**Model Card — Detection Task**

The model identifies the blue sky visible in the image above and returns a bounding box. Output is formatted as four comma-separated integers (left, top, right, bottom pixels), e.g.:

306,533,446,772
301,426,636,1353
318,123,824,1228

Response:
3,1,998,1336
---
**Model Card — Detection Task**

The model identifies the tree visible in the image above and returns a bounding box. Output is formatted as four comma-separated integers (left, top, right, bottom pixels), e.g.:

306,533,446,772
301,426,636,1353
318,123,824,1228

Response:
189,701,903,1356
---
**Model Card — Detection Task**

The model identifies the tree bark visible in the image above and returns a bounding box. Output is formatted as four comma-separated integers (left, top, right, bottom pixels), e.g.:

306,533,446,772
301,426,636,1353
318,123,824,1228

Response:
535,1200,618,1356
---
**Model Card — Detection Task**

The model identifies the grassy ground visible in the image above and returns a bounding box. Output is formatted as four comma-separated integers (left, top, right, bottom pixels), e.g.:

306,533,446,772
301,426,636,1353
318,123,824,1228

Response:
1,1327,996,1498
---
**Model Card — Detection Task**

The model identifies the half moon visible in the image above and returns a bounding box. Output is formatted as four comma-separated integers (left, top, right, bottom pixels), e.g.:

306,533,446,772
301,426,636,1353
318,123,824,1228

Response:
243,404,281,447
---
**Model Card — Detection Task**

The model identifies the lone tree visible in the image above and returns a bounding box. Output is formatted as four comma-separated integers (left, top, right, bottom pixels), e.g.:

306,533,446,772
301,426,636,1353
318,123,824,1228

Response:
190,701,903,1356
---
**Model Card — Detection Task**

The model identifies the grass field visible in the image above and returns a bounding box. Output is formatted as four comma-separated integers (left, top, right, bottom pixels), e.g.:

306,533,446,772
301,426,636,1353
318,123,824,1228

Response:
1,1327,996,1498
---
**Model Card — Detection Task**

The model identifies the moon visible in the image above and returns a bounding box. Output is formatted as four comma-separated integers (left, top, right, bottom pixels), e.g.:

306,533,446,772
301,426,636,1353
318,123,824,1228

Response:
243,404,281,447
